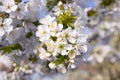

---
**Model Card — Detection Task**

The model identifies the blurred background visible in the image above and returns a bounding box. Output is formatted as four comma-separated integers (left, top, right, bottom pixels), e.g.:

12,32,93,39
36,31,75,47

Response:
63,0,120,80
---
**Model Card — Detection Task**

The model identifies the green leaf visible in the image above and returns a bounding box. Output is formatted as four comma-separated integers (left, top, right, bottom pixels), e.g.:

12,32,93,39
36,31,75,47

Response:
0,43,23,54
51,36,57,41
87,9,98,17
55,54,69,65
26,32,33,38
15,0,22,3
21,78,26,80
101,0,115,7
28,54,38,63
33,20,40,26
47,0,60,11
0,1,2,5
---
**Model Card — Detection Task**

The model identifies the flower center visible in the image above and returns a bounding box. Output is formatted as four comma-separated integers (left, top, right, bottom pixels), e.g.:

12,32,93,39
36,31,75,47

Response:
0,23,3,28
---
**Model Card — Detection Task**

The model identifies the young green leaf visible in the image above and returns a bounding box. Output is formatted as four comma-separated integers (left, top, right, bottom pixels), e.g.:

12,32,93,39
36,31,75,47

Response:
0,43,23,54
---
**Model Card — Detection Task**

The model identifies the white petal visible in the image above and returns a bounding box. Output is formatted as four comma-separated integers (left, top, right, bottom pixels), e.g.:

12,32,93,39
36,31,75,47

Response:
5,9,11,13
80,45,87,53
39,15,55,25
11,5,17,11
4,25,13,33
68,50,76,59
49,62,56,69
0,28,5,36
10,11,17,18
4,18,12,25
0,6,5,12
36,31,41,37
66,44,72,50
17,13,25,20
57,64,66,73
68,37,76,43
6,35,14,44
70,64,76,69
52,51,57,56
57,24,63,31
61,50,67,55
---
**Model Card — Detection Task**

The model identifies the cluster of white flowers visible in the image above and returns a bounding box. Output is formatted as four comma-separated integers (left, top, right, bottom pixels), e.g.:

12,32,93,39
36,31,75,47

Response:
0,0,88,79
34,1,88,73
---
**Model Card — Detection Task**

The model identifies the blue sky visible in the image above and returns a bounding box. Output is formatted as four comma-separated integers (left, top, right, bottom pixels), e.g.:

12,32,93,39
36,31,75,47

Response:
87,0,95,8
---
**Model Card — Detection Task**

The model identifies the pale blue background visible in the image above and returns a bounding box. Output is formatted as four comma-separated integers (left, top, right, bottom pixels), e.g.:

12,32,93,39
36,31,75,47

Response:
22,0,95,8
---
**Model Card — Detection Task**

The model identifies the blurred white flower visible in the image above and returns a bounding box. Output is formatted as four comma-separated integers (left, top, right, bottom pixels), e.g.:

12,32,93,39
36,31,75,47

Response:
0,0,17,13
88,45,112,63
10,2,25,20
57,64,66,73
0,55,13,71
23,18,36,32
25,0,42,20
0,18,13,37
49,62,56,69
77,44,87,54
0,72,7,80
6,27,24,44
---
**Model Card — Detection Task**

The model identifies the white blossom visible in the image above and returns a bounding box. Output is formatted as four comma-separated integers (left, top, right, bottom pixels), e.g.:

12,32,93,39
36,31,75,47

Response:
49,62,56,69
57,64,66,73
39,15,55,25
0,18,13,37
36,25,50,42
0,0,17,13
10,2,25,20
38,47,51,59
0,55,13,71
60,27,77,44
